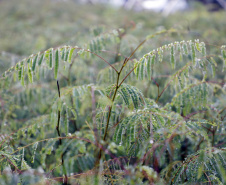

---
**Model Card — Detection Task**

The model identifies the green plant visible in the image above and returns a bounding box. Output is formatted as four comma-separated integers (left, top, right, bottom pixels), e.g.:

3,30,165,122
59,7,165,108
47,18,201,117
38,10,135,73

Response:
0,23,225,185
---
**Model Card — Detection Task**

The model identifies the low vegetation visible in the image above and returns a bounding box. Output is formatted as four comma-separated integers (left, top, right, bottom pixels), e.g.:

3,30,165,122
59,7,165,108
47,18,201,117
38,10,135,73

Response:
0,0,225,184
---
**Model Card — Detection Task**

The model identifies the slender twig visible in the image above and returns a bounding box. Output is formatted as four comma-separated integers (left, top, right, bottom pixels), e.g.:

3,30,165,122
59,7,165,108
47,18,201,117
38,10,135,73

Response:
204,171,212,185
125,39,146,65
218,106,226,115
84,49,118,73
59,72,69,82
103,58,127,141
56,81,61,145
96,58,127,165
56,80,68,184
212,127,216,147
100,50,128,59
214,141,226,147
196,137,204,152
158,62,192,101
95,32,162,163
1,154,22,174
201,125,213,133
56,110,61,145
142,122,184,164
159,61,210,103
184,110,207,120
57,81,61,98
46,163,63,178
95,29,173,165
118,65,136,87
118,30,173,87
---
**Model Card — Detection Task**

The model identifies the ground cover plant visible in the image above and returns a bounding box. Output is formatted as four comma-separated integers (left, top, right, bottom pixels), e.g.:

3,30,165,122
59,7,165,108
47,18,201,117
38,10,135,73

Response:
0,0,225,184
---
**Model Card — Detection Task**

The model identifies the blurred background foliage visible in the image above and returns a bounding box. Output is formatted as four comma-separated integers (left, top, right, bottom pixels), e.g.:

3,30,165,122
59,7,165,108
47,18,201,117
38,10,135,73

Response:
0,1,225,102
0,0,225,63
0,0,225,184
1,0,225,95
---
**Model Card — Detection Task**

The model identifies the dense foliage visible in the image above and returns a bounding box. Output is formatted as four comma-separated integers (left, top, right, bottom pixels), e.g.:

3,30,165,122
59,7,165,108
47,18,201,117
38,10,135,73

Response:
0,0,225,184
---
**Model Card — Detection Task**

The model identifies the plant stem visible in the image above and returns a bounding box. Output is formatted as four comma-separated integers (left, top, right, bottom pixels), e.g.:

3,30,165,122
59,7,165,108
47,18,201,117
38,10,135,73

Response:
95,30,171,165
56,80,68,184
95,32,154,163
56,80,61,145
56,110,61,145
96,58,127,165
157,62,192,102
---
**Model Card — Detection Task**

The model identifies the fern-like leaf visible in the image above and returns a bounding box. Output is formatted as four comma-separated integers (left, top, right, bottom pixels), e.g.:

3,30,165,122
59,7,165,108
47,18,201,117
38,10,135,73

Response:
54,49,59,79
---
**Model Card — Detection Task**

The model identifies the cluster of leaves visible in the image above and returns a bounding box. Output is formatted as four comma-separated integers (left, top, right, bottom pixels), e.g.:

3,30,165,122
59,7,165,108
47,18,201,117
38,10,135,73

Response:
0,0,226,184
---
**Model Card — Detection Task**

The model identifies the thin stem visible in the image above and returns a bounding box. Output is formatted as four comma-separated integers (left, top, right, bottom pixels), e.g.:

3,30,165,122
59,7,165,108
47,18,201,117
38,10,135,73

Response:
56,80,68,184
125,39,146,65
212,127,216,147
158,62,192,101
196,137,204,152
56,110,61,145
96,59,124,165
57,81,61,98
156,55,217,102
83,49,118,73
218,106,226,115
184,110,207,121
95,30,172,165
118,65,135,87
102,58,127,142
1,154,22,174
204,171,212,185
122,29,173,68
56,81,62,145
